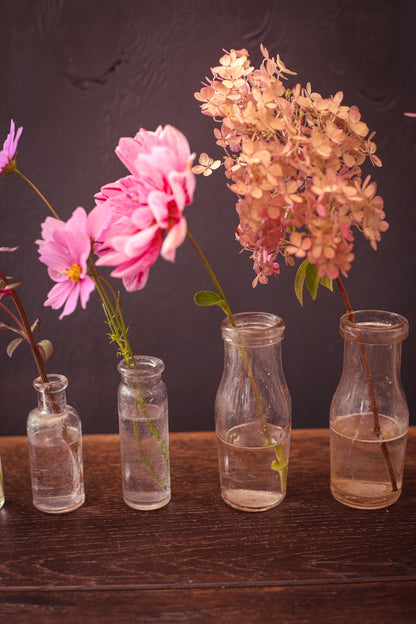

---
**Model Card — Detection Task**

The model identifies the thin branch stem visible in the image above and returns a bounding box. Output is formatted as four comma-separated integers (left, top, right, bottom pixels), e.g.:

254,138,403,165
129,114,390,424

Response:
15,169,60,220
336,276,397,492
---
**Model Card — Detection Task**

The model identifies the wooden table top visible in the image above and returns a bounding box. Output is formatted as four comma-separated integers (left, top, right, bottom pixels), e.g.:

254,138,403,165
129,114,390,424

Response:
0,428,415,623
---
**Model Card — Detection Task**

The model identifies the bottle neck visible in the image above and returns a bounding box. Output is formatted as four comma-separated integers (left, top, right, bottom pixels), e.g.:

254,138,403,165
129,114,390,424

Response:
118,355,164,387
34,375,68,414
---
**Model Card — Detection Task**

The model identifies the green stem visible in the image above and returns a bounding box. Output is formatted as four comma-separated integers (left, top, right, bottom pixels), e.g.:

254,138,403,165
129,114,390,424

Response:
14,167,168,488
187,231,286,481
88,258,169,486
15,169,60,220
186,230,235,326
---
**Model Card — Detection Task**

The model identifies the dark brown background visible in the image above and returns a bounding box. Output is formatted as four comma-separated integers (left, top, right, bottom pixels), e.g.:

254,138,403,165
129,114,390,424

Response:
0,0,415,435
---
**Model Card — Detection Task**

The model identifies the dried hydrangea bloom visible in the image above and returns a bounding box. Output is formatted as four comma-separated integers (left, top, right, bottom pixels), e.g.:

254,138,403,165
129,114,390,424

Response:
194,46,387,283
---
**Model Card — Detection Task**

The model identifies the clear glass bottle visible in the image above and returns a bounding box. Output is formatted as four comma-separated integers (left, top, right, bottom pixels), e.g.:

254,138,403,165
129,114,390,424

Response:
27,374,85,514
330,310,409,509
216,312,291,512
0,456,4,509
118,356,171,510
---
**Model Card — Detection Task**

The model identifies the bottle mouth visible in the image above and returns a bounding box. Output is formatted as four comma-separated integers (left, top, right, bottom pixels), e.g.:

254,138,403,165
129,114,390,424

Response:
117,355,165,378
221,312,285,346
33,374,68,393
340,310,409,344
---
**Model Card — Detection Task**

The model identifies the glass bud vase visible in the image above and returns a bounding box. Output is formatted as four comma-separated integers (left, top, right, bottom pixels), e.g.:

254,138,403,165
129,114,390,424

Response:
215,312,291,512
27,375,85,514
330,310,409,510
118,356,171,510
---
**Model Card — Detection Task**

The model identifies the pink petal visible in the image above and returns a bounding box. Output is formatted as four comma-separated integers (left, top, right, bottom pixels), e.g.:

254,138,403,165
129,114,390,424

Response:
79,276,95,308
116,138,143,176
44,281,74,310
157,125,192,169
161,217,187,262
59,283,81,319
123,225,161,258
147,190,171,227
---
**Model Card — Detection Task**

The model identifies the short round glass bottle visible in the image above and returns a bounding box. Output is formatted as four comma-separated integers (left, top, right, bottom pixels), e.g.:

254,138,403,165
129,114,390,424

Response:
215,312,291,512
118,356,171,510
27,374,85,513
330,310,409,509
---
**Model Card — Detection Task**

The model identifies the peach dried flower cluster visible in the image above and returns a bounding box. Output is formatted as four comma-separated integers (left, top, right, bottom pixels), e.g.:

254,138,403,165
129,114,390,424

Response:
194,46,388,286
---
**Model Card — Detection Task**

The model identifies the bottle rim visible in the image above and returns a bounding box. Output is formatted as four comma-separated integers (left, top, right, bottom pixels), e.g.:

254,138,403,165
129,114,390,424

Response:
33,374,68,393
340,310,409,344
221,311,285,346
117,355,165,378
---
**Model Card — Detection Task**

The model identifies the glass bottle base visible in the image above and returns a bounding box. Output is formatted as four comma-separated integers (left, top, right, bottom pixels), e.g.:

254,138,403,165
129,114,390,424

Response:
33,492,85,514
221,489,286,512
123,492,171,511
331,483,401,510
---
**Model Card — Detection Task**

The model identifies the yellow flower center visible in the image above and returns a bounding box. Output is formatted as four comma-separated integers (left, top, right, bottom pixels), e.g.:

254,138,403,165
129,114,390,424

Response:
65,263,82,283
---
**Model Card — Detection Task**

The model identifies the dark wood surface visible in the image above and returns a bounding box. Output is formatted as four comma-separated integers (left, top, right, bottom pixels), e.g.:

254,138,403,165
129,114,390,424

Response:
0,429,415,622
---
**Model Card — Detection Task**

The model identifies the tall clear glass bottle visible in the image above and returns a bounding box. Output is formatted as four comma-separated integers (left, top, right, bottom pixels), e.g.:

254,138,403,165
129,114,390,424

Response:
118,356,171,510
27,374,85,513
330,310,409,509
216,312,291,512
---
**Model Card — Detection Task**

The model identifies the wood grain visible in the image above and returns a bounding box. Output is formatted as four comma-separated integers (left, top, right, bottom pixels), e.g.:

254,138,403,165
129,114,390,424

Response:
0,430,415,621
1,583,415,624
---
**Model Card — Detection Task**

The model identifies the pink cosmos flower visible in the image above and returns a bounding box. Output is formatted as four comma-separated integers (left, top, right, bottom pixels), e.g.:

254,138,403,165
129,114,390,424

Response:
0,119,23,175
37,205,110,318
94,125,196,292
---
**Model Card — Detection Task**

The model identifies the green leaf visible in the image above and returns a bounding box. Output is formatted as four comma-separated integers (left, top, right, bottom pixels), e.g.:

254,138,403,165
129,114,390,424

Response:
7,337,23,357
37,340,54,362
3,282,20,291
305,262,319,300
31,318,41,334
319,275,333,292
194,291,228,314
294,260,308,305
0,322,24,336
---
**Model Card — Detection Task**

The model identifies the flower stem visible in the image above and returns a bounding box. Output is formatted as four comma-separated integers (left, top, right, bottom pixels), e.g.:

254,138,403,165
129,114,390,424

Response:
187,230,285,480
0,270,48,383
13,167,168,488
186,230,235,326
15,169,60,220
336,276,397,492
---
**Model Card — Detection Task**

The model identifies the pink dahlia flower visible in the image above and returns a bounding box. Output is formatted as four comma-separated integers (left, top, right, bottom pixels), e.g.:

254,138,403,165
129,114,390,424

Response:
37,206,110,318
94,125,196,292
0,119,23,175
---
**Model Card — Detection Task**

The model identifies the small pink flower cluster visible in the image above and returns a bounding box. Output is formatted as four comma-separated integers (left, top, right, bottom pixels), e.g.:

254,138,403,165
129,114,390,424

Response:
0,120,22,176
194,46,388,285
35,125,195,317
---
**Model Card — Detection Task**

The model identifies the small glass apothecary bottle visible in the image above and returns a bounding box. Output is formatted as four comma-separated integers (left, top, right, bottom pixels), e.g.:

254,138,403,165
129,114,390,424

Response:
27,374,85,514
330,310,409,510
118,356,171,510
215,312,292,512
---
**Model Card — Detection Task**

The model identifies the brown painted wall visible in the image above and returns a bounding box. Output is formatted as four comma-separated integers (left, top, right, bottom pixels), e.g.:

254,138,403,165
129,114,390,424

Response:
0,0,415,434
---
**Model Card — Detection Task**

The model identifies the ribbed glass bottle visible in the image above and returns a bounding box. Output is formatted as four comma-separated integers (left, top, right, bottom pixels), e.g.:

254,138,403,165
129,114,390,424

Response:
215,312,291,512
27,374,85,513
330,310,409,509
